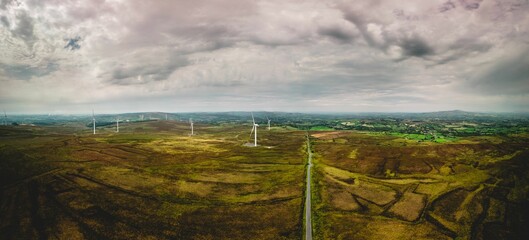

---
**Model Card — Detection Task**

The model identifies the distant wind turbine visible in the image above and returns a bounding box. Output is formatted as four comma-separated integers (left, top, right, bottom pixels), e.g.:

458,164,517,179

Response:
3,110,7,126
190,118,194,136
116,116,120,133
92,109,96,135
266,116,271,131
250,113,259,146
165,113,168,121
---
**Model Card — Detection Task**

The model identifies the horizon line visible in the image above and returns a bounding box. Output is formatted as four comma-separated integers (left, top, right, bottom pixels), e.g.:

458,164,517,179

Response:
4,110,529,116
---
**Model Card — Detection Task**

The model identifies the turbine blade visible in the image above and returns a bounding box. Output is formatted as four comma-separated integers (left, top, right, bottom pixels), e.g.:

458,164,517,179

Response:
250,125,255,139
251,112,255,124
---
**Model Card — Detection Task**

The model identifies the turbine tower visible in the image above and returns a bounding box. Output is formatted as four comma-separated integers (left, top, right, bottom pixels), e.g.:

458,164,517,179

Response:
266,116,271,131
116,116,120,133
190,118,194,135
250,113,259,146
92,109,96,135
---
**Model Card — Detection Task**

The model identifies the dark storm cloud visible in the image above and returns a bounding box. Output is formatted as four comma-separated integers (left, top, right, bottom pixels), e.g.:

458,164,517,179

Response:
472,49,529,95
400,37,434,57
318,26,356,42
64,36,81,51
341,11,378,47
0,62,58,80
341,8,434,60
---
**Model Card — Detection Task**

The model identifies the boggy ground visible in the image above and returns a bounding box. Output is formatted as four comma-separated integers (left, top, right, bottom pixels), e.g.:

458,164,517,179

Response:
311,131,529,240
0,121,306,239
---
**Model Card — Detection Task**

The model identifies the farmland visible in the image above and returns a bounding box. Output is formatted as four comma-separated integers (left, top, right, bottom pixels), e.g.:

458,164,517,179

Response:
1,111,528,239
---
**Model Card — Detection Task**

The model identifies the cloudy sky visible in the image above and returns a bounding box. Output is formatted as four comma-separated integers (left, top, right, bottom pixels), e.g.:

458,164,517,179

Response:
1,0,528,114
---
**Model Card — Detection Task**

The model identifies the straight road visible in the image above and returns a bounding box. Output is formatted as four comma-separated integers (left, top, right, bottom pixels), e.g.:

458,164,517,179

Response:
305,134,313,240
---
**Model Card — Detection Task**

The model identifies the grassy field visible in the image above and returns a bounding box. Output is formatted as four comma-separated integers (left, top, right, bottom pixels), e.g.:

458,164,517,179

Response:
0,121,307,239
310,131,529,240
1,120,528,239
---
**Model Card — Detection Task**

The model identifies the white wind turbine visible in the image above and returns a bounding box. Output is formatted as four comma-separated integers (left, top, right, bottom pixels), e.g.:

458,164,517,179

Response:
266,116,271,131
189,118,194,136
92,109,96,135
250,113,259,146
3,110,7,126
116,116,120,133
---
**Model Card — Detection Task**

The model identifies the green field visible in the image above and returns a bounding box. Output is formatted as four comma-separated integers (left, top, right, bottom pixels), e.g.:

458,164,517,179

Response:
309,126,335,131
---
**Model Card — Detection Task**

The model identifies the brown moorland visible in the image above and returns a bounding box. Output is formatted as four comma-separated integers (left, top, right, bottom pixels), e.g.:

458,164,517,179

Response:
311,131,529,240
0,121,306,239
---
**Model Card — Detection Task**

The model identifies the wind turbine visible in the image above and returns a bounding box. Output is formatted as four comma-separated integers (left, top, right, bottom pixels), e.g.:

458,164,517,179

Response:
165,113,168,121
92,109,96,135
116,116,120,133
250,113,259,146
3,110,6,126
189,118,194,136
266,116,271,131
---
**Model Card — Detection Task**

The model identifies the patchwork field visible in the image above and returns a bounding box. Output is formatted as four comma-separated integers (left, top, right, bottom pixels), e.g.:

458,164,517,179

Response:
0,121,307,239
311,131,529,240
1,119,529,239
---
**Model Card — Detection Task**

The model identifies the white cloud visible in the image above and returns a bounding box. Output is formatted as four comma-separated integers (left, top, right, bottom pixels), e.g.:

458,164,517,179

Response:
1,0,528,113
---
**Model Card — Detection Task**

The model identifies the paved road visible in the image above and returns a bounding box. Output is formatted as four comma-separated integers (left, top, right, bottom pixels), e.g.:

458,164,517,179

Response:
305,134,313,240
